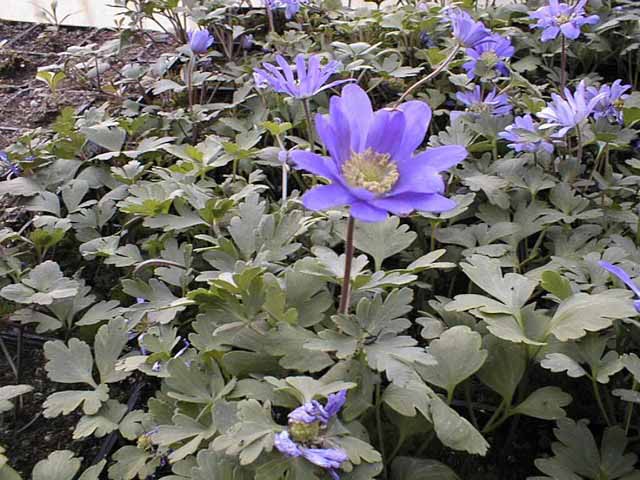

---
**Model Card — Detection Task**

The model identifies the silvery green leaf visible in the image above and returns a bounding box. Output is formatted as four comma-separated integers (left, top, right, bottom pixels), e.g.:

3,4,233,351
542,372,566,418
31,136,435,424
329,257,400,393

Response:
419,326,487,399
191,449,248,480
73,399,128,439
44,338,97,387
510,386,572,420
429,394,489,456
339,216,416,271
31,450,81,480
43,385,109,417
11,308,62,333
212,399,281,465
321,360,378,421
24,191,61,216
621,353,640,381
390,457,460,480
77,460,106,480
76,300,123,326
0,384,33,413
540,353,588,379
151,413,218,463
0,261,79,305
534,419,638,480
265,324,334,373
283,269,332,328
477,336,526,402
265,376,356,404
545,290,637,342
613,389,640,404
364,335,435,385
108,446,159,480
164,358,227,404
405,249,455,272
119,410,148,440
355,288,413,336
81,124,126,152
309,246,369,281
335,435,382,464
94,318,130,384
61,179,93,213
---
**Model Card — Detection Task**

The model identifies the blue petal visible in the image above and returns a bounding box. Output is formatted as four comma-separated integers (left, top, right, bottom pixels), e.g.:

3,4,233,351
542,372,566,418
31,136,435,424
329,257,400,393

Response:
350,201,388,222
598,261,640,298
301,184,353,211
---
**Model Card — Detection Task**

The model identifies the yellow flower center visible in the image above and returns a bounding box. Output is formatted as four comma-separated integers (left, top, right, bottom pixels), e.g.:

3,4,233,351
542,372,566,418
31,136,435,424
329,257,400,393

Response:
290,421,321,443
341,148,399,195
556,14,571,24
613,99,625,109
480,51,499,65
470,102,492,113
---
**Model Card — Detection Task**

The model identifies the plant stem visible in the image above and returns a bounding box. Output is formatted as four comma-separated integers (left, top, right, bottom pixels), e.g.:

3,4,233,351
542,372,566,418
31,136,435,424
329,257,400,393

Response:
266,5,275,33
375,383,388,480
482,399,505,433
338,216,356,314
591,376,612,426
560,36,567,93
464,381,479,429
624,380,638,435
396,44,461,104
187,55,196,112
575,124,583,164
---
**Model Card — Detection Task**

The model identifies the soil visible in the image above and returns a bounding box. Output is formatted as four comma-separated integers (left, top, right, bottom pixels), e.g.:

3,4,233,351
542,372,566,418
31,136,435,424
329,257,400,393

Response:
0,332,100,476
0,20,175,150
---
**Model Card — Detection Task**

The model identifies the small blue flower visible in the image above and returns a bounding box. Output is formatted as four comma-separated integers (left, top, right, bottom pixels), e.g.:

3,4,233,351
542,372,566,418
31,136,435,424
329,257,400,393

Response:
455,85,512,116
240,34,254,50
463,33,515,79
586,80,631,124
529,0,599,42
254,54,352,100
444,8,493,48
274,391,350,479
187,29,214,54
499,114,554,154
0,152,22,178
419,31,435,48
598,261,640,312
537,80,606,137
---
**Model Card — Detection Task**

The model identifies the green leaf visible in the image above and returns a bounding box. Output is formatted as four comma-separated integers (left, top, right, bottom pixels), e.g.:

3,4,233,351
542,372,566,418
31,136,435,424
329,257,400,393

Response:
510,386,572,420
0,384,33,413
534,419,638,480
545,290,637,342
94,318,130,384
73,399,127,439
44,338,97,387
477,337,526,403
418,326,487,399
108,446,159,480
430,394,489,456
541,271,573,301
151,413,218,463
32,451,81,480
212,399,281,465
0,261,79,305
390,457,461,480
341,216,416,271
43,385,109,417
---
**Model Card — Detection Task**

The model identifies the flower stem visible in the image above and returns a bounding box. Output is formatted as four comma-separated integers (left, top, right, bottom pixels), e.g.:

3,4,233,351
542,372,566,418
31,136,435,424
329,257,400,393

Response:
375,382,388,480
396,44,461,104
338,216,356,315
187,55,196,112
560,36,567,94
266,5,275,34
591,376,612,426
624,380,638,435
302,98,316,150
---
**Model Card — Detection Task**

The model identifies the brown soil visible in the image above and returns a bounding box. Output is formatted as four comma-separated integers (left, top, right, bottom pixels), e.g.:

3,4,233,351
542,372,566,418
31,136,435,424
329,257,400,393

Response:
0,21,175,150
0,334,101,476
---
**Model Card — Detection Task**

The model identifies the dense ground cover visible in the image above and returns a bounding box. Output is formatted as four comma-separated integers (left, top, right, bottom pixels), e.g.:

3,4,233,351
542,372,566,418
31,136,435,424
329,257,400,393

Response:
2,0,640,478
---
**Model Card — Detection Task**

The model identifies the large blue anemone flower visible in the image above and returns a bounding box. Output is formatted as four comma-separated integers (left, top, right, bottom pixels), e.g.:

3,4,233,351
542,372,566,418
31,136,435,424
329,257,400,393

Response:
290,85,467,223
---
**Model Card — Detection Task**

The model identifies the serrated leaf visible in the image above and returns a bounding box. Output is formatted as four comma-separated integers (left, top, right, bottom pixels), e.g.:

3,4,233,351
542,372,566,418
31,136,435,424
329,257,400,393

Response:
43,385,110,417
44,338,96,387
390,457,461,480
73,399,127,439
545,290,637,342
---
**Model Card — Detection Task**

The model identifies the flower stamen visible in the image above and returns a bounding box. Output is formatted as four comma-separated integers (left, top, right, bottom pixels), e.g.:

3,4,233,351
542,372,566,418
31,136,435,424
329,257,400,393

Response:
341,148,399,195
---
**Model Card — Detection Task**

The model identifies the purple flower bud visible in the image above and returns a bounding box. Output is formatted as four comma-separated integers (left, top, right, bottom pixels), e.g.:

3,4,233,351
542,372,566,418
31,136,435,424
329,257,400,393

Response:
599,261,640,313
240,34,254,50
187,29,214,54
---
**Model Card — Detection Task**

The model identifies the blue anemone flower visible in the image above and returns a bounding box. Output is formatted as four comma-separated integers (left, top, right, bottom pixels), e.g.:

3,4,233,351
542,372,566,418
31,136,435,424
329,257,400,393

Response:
586,80,631,124
529,0,599,42
187,29,214,54
290,84,467,222
274,391,349,479
455,85,512,116
499,114,554,154
254,54,352,100
598,261,640,313
537,80,606,137
463,33,515,79
0,152,21,178
444,8,493,48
